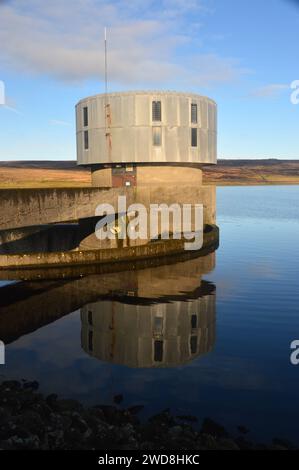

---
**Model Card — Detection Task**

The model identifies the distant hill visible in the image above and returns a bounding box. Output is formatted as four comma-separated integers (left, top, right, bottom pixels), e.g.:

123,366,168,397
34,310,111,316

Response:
202,159,299,185
0,159,299,187
0,160,80,170
212,158,299,166
1,158,298,169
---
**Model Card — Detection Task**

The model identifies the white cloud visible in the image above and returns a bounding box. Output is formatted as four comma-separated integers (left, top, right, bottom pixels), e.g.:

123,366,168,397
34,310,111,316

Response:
2,105,22,115
49,119,72,126
250,83,289,98
0,95,22,114
0,0,247,87
188,54,251,86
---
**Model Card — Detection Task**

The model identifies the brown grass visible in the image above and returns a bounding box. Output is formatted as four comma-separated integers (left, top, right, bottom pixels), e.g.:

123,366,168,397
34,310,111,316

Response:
0,167,91,188
202,160,299,186
0,160,299,188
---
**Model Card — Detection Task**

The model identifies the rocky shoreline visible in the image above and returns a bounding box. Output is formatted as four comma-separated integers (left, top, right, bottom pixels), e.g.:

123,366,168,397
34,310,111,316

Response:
0,380,296,450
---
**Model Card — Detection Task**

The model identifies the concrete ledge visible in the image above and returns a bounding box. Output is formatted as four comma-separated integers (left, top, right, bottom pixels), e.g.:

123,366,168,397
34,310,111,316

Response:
0,238,217,281
0,225,219,270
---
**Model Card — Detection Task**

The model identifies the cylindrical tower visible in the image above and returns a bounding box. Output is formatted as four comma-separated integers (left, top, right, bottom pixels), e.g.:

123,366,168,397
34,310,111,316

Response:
76,90,218,252
76,90,217,187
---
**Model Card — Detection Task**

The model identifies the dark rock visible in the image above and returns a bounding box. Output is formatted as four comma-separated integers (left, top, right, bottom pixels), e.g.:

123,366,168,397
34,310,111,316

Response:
64,427,85,448
177,414,198,423
199,433,219,450
71,412,89,433
127,405,144,415
0,380,22,391
140,441,155,450
217,438,240,450
0,407,11,425
235,436,255,450
23,381,39,391
97,405,118,424
91,406,105,421
201,418,230,438
16,410,45,438
0,378,297,451
29,402,52,419
237,425,249,434
272,437,295,450
149,410,176,427
168,425,183,438
55,399,83,413
271,444,288,450
46,394,58,408
6,434,40,450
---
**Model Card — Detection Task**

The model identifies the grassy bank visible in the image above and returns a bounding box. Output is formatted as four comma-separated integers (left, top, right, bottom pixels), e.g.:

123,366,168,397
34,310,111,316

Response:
0,164,91,188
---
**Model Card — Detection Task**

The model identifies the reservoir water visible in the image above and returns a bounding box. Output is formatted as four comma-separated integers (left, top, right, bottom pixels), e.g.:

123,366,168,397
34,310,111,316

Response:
1,185,299,444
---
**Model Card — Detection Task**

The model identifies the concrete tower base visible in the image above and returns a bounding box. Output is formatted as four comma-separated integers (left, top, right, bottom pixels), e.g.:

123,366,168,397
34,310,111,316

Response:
77,164,216,251
91,164,203,188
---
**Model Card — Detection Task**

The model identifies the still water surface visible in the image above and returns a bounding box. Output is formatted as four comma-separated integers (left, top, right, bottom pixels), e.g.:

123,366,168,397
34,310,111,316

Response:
1,186,299,443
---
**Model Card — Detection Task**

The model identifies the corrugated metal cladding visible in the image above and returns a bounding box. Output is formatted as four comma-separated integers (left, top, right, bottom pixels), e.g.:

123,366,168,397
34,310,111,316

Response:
76,91,217,165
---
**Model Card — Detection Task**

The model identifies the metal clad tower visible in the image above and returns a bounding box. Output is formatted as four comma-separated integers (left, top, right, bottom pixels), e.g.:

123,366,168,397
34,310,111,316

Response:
76,90,217,187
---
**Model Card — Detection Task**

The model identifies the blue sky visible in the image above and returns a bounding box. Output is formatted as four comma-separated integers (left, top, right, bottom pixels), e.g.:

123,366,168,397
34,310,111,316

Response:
0,0,298,160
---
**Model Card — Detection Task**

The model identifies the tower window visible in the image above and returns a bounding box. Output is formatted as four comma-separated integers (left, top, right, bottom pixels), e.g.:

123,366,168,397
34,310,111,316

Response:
154,340,163,362
154,316,163,333
191,314,197,329
83,106,88,127
84,130,89,150
152,101,161,121
191,128,197,147
190,336,198,354
191,103,197,124
152,127,162,146
88,330,93,352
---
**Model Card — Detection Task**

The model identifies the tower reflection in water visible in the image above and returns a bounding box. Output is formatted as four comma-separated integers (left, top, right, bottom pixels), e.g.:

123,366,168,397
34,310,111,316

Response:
81,251,216,368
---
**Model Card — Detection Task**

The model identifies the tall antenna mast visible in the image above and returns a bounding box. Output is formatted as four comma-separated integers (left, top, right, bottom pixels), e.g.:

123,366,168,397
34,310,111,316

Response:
104,27,108,96
104,27,112,160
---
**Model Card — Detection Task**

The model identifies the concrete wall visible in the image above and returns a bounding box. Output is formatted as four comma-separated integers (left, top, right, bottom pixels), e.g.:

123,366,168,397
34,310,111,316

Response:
0,226,219,270
0,185,215,231
76,91,217,165
0,237,216,281
79,184,216,250
0,187,134,231
0,224,80,254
